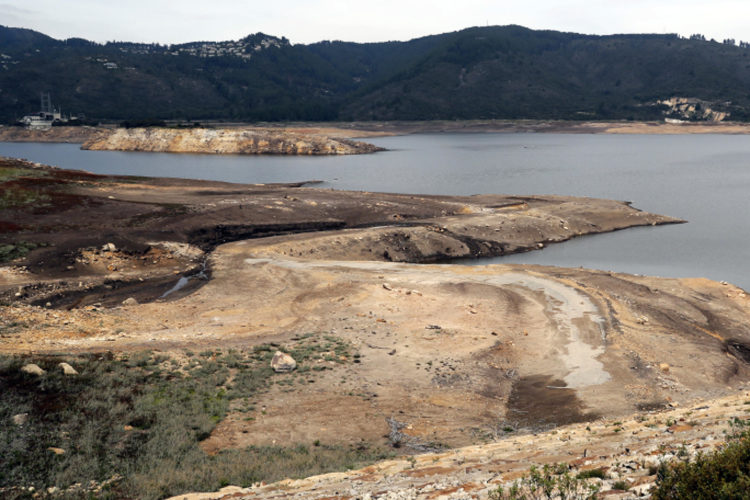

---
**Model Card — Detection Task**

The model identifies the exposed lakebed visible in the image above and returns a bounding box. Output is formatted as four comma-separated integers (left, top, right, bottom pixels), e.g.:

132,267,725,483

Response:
2,132,749,290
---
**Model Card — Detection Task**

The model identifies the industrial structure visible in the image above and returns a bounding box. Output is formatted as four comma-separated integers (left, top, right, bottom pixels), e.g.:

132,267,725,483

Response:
19,93,76,129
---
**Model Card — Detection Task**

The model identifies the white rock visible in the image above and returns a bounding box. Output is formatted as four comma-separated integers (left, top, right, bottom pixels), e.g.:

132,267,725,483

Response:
122,297,138,306
12,413,28,426
271,351,297,373
59,362,78,375
21,363,46,376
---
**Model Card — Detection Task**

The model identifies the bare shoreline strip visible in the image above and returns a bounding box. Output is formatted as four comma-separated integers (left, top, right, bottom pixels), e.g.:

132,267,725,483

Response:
2,120,750,146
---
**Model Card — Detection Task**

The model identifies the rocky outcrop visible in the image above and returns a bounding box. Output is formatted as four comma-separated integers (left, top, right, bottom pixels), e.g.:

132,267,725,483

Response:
81,127,383,155
270,351,296,373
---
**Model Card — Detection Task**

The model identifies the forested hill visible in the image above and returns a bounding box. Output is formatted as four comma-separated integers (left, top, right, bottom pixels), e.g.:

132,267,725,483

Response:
2,24,750,123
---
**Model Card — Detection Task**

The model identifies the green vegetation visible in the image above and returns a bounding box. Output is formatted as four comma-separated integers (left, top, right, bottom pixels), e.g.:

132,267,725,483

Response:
0,241,45,263
576,468,606,480
0,336,390,499
612,480,630,491
650,418,750,499
0,167,47,182
0,188,51,210
489,463,601,500
3,25,750,122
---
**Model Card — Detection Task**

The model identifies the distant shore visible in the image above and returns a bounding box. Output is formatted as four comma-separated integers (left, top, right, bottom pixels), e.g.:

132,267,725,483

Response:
2,120,750,147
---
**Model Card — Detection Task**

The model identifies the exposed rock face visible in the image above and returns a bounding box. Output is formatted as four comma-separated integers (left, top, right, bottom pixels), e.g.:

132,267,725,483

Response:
82,127,383,155
270,351,296,373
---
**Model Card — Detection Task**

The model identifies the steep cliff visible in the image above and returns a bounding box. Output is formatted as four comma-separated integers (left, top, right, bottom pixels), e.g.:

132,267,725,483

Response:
81,127,383,155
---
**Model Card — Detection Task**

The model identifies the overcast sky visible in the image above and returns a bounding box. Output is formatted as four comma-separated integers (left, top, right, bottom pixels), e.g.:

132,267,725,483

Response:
2,1,749,45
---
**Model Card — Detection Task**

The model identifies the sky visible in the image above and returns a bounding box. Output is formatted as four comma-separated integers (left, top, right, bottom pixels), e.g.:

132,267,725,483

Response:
2,0,749,45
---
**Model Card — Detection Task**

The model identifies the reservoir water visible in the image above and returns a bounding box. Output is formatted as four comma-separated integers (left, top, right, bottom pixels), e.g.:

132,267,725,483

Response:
1,133,749,291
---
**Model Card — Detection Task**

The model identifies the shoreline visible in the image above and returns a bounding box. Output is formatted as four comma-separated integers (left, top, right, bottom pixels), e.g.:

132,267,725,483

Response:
2,120,750,147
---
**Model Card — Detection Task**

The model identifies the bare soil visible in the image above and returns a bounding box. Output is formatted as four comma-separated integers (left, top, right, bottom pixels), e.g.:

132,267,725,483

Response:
3,157,750,499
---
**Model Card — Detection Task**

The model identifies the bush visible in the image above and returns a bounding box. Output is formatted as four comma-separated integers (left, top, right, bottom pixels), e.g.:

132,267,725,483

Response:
650,418,750,499
489,463,600,500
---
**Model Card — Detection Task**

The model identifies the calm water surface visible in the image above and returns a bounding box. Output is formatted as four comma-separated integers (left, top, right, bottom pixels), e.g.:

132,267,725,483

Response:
1,134,748,290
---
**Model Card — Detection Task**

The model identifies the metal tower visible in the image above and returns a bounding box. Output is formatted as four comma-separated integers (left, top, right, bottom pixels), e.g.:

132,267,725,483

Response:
40,92,52,114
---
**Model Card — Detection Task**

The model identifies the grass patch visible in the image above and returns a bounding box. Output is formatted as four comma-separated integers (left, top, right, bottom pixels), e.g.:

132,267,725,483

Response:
651,418,750,499
0,166,47,182
0,187,51,210
0,334,381,499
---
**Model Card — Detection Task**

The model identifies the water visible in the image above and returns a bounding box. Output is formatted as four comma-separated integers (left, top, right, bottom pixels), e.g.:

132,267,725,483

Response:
2,133,749,290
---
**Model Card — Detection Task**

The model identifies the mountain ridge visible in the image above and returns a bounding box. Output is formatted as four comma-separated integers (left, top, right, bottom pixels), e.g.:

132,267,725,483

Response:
2,24,750,122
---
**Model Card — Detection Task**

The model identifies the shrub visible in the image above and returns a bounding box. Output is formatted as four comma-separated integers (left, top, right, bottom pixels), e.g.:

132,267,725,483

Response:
489,463,600,500
650,418,750,499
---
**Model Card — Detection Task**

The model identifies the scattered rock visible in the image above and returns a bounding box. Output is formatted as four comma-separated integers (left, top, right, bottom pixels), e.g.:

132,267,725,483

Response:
102,242,116,252
382,283,392,291
11,413,28,426
21,363,45,376
122,297,138,306
271,351,297,373
59,362,78,375
48,447,65,455
659,363,670,373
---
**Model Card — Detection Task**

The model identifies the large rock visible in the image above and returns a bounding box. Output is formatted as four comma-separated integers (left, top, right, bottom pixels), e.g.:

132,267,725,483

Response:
12,413,28,426
59,362,78,375
21,363,45,376
122,297,139,306
271,351,297,373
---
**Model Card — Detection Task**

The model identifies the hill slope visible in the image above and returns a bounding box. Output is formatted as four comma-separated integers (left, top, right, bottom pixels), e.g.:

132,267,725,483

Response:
2,24,750,122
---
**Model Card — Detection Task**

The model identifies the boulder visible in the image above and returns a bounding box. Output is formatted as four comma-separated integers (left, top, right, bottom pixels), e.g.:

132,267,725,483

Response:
102,242,116,252
271,351,297,373
12,413,28,426
21,363,45,376
122,297,138,306
59,362,78,375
